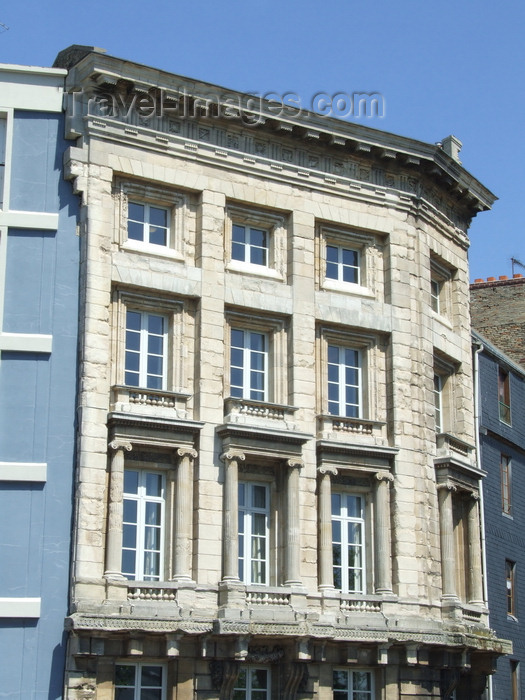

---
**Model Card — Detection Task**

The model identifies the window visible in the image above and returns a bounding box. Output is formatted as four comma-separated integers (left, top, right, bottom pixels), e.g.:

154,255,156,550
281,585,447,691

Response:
507,560,516,617
233,667,270,700
128,201,169,247
501,454,512,516
226,206,287,279
238,482,270,585
115,663,166,700
230,328,268,401
434,374,443,433
499,367,511,424
125,310,167,390
511,660,520,700
326,244,360,284
232,223,268,266
430,276,441,313
328,345,361,418
122,469,165,581
332,492,366,594
333,669,373,699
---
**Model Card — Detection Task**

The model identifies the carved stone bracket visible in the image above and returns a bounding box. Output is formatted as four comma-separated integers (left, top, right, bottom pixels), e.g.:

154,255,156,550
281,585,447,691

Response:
375,470,394,483
437,481,457,493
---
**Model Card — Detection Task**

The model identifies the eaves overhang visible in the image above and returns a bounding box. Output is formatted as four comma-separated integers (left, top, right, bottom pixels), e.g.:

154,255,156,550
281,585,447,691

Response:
56,46,496,218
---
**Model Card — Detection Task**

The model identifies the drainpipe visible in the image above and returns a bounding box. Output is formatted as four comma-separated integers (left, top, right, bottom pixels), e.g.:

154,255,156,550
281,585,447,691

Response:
473,339,492,700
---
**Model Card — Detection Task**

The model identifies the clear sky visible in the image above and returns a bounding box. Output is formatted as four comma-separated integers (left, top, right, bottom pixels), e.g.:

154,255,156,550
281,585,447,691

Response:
1,0,523,282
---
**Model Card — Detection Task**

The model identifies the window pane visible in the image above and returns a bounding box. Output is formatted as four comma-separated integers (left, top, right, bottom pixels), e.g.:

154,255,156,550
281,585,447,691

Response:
232,224,246,243
332,519,341,541
125,352,140,373
353,671,371,691
252,484,267,509
145,473,163,497
148,315,164,335
326,245,338,263
342,266,358,283
342,248,358,266
345,348,359,367
127,221,144,241
123,523,137,549
252,512,266,535
149,228,166,246
331,493,341,516
116,664,136,686
147,355,163,377
121,549,136,577
250,228,266,247
129,202,145,221
115,690,135,700
143,551,160,578
238,483,245,506
348,522,362,545
232,242,245,261
145,502,161,526
149,207,167,228
144,526,161,551
231,329,244,347
123,497,138,522
141,665,163,686
231,347,244,367
333,670,348,690
126,310,142,331
148,334,164,355
346,495,362,518
328,345,339,363
124,470,139,494
141,691,162,700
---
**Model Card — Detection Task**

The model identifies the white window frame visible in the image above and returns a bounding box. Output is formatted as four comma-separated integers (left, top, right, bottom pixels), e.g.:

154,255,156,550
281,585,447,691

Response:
319,226,376,296
430,276,441,313
230,327,268,402
238,481,270,585
122,469,166,581
327,344,362,418
115,661,166,700
226,313,288,406
430,256,454,318
125,309,168,391
115,180,187,259
332,491,367,594
326,243,360,285
333,668,374,699
232,222,269,267
434,373,443,433
226,205,286,280
127,200,170,247
233,666,271,700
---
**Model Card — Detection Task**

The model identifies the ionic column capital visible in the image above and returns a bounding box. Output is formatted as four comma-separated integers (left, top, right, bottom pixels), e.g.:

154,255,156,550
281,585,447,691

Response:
375,470,394,483
109,439,132,452
220,449,246,463
317,465,338,476
177,447,198,460
437,481,457,493
287,458,304,471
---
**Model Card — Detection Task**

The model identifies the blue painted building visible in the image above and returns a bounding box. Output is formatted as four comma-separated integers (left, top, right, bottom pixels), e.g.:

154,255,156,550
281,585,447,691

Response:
474,330,525,699
0,64,79,698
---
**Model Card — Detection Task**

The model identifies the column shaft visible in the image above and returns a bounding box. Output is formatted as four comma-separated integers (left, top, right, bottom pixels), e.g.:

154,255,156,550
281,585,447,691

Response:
105,440,131,579
222,452,242,581
467,496,484,605
285,462,302,586
318,470,334,590
172,448,196,581
438,485,458,601
375,474,393,594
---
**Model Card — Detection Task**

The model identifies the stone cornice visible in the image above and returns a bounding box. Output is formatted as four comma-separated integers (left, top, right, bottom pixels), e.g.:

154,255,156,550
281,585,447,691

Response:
60,49,495,221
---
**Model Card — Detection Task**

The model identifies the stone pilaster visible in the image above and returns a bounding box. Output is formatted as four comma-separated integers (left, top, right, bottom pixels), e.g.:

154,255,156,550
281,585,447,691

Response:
437,482,459,602
318,466,337,590
467,494,484,605
285,459,304,586
172,447,198,581
104,439,132,579
375,471,394,594
220,450,245,581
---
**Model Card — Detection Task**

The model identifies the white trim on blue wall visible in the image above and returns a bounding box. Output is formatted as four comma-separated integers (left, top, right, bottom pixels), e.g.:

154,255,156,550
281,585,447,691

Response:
0,462,47,481
0,597,41,618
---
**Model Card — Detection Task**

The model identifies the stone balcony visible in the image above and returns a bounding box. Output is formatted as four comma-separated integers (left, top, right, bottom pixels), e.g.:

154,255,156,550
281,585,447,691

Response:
317,414,388,446
110,385,191,419
223,397,299,431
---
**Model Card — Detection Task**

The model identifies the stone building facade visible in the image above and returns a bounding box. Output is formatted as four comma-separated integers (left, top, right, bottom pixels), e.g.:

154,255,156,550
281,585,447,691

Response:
470,275,525,370
0,63,79,696
55,45,509,699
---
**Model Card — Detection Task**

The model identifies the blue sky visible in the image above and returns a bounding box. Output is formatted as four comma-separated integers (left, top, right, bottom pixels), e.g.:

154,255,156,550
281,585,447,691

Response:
1,0,523,281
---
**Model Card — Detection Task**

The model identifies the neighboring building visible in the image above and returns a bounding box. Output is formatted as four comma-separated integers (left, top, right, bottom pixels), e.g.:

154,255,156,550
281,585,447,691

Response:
0,65,79,696
56,45,509,699
473,331,525,699
470,275,525,369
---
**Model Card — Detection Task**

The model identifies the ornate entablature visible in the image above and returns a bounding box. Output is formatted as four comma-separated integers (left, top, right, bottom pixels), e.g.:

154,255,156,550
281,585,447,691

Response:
57,49,495,238
108,411,203,451
217,422,311,464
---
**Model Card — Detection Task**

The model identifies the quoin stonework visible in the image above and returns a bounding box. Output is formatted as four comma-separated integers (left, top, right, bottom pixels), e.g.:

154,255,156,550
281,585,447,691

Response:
54,45,510,700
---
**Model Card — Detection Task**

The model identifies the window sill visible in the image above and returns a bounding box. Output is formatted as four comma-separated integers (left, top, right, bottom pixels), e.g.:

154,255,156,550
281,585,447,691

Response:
321,278,374,298
226,258,284,282
122,240,185,262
